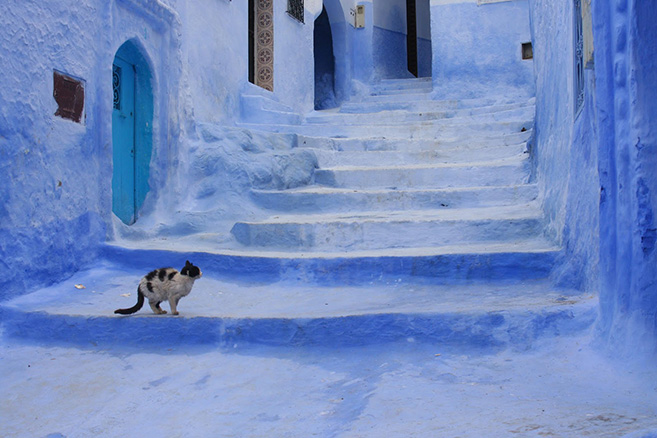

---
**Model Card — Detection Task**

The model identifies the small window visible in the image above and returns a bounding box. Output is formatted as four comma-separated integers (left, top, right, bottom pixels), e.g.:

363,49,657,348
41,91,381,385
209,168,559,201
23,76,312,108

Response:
53,70,85,123
287,0,304,23
522,42,533,60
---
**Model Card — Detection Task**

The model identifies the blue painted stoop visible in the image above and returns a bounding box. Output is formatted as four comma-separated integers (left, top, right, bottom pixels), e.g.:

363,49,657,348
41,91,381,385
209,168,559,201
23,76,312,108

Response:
0,79,598,349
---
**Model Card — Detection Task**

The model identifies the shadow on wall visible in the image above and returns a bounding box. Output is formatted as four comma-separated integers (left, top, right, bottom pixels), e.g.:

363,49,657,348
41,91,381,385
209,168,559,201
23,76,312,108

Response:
314,6,338,110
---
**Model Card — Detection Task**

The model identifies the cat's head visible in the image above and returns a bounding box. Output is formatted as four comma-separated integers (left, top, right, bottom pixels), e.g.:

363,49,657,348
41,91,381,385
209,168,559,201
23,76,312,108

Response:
181,260,202,279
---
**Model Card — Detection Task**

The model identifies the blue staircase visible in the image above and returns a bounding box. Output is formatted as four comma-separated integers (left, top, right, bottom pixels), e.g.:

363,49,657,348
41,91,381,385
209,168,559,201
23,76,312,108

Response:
0,79,597,349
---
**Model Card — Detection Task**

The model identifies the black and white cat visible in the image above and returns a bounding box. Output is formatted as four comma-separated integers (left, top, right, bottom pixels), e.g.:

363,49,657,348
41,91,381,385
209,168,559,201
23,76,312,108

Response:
114,261,202,316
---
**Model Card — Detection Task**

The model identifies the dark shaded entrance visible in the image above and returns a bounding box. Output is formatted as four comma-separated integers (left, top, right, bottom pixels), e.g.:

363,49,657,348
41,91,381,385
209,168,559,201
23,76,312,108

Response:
406,0,418,77
314,6,337,110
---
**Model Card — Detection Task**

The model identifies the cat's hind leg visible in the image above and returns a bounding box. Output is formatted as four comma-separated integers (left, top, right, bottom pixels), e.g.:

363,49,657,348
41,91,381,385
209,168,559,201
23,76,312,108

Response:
149,300,167,315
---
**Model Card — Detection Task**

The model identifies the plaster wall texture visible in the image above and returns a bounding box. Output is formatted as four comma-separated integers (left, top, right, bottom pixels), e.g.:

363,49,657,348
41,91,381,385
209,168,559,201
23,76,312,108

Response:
0,0,193,301
593,0,657,358
529,0,657,358
372,27,416,79
430,0,534,97
0,0,107,301
116,124,317,244
272,0,315,113
527,0,599,292
373,0,431,39
417,36,433,78
350,1,375,83
179,0,319,121
175,0,246,126
0,0,318,301
317,0,356,103
371,0,432,79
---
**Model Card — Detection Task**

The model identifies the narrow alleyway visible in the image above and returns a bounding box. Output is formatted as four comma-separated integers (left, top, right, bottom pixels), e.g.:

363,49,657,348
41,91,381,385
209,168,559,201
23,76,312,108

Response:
2,79,656,437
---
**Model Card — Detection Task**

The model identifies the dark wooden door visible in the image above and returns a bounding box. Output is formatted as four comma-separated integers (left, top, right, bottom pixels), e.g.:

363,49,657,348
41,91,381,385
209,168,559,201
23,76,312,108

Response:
406,0,418,77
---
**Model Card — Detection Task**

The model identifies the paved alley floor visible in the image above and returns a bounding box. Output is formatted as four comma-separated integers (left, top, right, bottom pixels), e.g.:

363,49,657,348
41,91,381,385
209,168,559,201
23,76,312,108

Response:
2,331,657,438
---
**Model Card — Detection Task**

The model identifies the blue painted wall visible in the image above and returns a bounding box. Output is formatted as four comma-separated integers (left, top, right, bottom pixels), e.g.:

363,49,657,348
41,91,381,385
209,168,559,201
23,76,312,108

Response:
351,1,375,84
529,0,657,358
0,0,107,301
0,0,330,302
527,0,599,292
0,0,186,300
417,36,432,78
373,27,415,79
431,0,534,97
371,0,431,79
318,0,353,104
591,0,657,358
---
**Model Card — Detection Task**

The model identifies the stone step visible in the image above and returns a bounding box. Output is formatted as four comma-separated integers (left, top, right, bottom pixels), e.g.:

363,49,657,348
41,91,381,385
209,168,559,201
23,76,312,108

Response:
240,94,302,125
354,91,438,104
370,77,433,93
251,184,538,213
239,118,533,140
314,155,530,190
297,130,532,152
340,97,459,114
308,143,528,167
0,261,596,348
339,96,534,114
230,203,544,251
94,240,560,285
308,107,535,127
306,102,535,125
348,91,535,112
370,85,433,96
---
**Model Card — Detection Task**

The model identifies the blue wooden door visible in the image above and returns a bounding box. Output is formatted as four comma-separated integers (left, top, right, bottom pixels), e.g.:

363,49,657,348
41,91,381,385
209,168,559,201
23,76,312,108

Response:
112,56,136,224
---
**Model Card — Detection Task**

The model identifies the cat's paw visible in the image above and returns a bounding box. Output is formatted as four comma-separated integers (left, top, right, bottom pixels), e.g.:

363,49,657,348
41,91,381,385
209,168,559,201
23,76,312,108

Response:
172,311,179,316
160,310,168,314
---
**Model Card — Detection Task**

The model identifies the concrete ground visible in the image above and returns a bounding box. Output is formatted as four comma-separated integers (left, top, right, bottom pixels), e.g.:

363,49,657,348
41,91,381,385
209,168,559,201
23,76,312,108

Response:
2,330,657,438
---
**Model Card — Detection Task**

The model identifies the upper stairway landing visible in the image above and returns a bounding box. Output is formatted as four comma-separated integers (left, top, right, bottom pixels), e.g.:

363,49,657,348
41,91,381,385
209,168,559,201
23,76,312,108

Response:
229,78,551,283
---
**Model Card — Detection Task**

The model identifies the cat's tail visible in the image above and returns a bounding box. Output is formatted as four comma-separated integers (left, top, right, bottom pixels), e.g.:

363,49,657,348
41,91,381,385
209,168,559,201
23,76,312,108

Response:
114,287,144,315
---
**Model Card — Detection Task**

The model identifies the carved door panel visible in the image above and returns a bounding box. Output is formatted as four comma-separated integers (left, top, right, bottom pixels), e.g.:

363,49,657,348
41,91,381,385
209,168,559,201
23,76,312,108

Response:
112,56,136,224
250,0,274,91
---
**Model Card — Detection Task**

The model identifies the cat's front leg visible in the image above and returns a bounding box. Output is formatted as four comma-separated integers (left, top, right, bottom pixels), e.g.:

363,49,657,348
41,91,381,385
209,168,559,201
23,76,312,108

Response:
168,297,180,316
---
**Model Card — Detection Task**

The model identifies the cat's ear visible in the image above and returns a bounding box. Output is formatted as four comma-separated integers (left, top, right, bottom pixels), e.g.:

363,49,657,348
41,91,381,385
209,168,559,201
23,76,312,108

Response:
185,260,191,266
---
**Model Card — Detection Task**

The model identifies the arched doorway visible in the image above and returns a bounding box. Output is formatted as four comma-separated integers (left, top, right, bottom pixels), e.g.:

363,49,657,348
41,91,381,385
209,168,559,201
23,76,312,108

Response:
314,0,349,107
112,40,154,225
314,6,337,110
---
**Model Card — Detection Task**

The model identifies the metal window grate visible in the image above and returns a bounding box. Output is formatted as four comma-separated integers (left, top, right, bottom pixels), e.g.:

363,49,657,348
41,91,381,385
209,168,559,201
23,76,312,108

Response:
287,0,304,23
113,65,121,110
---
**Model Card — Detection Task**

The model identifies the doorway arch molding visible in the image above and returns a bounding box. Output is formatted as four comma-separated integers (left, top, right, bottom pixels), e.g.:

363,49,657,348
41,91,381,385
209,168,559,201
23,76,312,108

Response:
313,0,351,104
